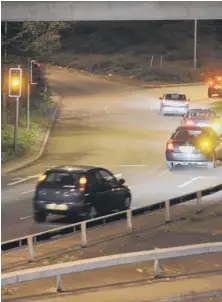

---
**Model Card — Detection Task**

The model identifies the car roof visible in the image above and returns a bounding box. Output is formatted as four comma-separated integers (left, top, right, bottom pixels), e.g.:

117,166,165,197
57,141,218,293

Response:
47,165,98,173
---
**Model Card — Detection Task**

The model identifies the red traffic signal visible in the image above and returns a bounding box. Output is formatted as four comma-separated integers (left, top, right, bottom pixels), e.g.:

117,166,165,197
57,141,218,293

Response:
9,68,22,97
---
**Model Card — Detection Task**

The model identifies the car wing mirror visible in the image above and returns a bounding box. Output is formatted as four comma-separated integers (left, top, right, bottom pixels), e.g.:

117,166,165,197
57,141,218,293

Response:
119,178,125,185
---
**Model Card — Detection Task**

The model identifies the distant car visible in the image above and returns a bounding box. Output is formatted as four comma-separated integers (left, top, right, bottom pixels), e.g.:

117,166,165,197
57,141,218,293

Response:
181,109,221,134
159,92,190,116
165,126,222,170
208,77,222,98
33,165,131,223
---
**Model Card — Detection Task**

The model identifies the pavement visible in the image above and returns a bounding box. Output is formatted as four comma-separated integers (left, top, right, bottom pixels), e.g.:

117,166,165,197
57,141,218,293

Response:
2,202,222,301
1,66,222,241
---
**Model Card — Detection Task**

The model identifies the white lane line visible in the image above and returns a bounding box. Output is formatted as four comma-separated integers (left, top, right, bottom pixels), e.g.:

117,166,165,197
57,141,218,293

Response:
20,189,35,195
20,215,32,220
119,165,150,167
11,177,22,181
7,174,41,186
114,173,122,179
177,176,211,188
158,169,168,176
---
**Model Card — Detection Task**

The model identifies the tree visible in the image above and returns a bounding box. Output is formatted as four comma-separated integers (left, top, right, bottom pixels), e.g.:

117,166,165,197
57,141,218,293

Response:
1,21,71,57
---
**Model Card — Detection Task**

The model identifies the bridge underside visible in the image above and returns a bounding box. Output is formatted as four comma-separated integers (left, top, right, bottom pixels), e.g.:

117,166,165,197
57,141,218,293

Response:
2,1,222,21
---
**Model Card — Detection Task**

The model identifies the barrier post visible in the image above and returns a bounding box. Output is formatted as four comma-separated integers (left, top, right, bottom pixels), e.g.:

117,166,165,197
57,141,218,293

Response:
81,221,87,247
165,200,170,223
27,236,34,262
196,191,202,212
56,275,63,292
126,209,132,233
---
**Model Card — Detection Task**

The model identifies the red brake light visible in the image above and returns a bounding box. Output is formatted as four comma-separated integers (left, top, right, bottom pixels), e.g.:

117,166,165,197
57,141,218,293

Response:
166,141,174,151
186,120,193,126
79,176,87,191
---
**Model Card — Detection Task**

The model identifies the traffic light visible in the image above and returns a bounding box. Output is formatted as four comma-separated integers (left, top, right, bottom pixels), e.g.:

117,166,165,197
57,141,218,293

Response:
30,60,40,84
9,68,22,97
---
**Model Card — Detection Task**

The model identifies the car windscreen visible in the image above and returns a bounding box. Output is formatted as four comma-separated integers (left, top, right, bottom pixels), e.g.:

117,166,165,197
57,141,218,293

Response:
189,111,216,117
165,94,186,101
41,172,79,187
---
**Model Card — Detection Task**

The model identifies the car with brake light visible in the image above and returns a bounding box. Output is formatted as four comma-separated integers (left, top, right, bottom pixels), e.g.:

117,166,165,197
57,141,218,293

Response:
33,165,131,223
208,76,222,98
159,92,190,116
181,109,221,134
165,126,222,170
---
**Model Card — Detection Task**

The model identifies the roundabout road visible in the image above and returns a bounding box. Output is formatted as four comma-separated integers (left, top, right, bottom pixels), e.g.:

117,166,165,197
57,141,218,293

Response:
2,67,222,241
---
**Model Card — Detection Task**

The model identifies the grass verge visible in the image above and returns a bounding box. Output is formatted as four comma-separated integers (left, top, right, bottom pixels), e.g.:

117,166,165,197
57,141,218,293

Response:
1,93,54,163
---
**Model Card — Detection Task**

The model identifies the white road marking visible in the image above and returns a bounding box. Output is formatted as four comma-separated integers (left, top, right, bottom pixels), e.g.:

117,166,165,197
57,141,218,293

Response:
20,189,35,195
114,173,122,179
119,165,150,167
20,215,32,220
158,169,168,176
7,174,41,186
11,177,22,181
177,176,210,188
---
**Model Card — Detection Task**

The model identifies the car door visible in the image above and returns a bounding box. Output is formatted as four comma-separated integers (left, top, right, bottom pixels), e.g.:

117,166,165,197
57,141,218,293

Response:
98,168,125,210
86,169,111,214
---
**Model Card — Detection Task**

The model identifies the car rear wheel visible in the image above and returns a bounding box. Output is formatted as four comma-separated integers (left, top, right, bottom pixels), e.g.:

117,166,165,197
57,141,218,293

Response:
34,211,47,223
166,161,173,170
207,155,216,169
87,206,98,220
119,195,131,211
160,108,165,116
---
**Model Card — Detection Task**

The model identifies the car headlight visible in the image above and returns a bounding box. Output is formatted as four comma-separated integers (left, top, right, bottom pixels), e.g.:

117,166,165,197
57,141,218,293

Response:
212,123,220,131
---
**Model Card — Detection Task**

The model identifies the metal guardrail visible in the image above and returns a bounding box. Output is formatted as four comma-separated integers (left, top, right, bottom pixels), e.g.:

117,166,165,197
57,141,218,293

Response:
2,183,221,261
2,242,222,292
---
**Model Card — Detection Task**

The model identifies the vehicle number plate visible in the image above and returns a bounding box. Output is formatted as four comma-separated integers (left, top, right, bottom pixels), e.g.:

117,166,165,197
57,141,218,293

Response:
179,146,195,152
46,203,68,211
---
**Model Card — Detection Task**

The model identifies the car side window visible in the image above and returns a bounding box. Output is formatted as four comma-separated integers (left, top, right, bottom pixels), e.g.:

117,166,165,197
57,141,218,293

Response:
98,169,116,183
87,171,103,186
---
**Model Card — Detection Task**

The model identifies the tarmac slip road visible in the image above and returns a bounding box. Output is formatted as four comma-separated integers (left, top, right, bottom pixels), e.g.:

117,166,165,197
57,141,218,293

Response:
2,67,222,241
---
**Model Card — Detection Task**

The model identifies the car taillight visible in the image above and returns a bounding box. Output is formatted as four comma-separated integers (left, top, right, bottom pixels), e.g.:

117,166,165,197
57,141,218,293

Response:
186,120,193,126
166,141,175,151
38,174,46,182
79,176,87,191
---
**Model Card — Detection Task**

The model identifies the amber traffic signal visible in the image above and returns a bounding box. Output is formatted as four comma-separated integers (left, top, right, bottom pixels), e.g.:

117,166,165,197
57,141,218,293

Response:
9,68,22,97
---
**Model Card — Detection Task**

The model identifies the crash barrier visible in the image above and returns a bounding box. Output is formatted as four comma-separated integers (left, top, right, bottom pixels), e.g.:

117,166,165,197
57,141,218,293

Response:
1,183,222,263
2,241,222,292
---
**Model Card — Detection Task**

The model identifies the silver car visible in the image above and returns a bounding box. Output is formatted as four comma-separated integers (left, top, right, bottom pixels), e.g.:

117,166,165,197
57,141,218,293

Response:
181,109,221,135
160,92,190,116
165,126,222,169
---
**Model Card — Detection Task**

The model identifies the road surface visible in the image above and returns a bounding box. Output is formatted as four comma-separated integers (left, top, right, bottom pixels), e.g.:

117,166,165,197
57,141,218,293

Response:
2,67,222,241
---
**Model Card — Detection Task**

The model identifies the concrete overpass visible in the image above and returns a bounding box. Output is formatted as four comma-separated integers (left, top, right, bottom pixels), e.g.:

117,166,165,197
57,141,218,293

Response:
1,1,222,21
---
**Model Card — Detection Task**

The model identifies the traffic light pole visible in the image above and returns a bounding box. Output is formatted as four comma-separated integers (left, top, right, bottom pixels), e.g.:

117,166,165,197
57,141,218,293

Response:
14,97,19,152
27,58,30,130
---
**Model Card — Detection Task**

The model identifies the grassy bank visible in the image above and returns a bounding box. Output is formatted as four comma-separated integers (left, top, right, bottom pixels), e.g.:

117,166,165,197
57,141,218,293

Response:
1,93,54,163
